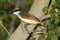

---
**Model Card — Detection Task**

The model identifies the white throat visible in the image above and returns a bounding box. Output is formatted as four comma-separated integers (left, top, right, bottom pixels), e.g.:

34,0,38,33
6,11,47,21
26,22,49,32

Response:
13,11,21,15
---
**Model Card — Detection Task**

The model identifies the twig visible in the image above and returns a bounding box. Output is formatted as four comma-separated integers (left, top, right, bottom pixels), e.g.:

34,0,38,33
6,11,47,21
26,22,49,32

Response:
0,24,10,36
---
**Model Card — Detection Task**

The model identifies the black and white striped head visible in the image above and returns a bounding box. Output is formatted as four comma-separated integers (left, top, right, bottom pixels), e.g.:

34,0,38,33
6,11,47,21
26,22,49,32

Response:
13,8,21,15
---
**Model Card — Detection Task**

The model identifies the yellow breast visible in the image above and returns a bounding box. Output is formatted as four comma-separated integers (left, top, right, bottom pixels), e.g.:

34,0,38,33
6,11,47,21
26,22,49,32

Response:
17,15,40,24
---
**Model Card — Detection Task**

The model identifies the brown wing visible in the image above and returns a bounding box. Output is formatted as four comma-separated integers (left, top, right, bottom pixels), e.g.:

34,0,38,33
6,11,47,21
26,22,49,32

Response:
19,12,40,22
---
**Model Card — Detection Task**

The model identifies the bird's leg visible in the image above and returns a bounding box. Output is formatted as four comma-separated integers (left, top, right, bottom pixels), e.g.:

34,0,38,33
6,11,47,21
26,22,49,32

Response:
39,24,47,30
24,23,30,34
38,23,47,30
34,24,47,33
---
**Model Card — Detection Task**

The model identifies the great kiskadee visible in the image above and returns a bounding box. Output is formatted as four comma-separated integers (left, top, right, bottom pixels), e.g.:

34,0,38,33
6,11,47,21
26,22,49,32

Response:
12,8,45,33
12,8,44,25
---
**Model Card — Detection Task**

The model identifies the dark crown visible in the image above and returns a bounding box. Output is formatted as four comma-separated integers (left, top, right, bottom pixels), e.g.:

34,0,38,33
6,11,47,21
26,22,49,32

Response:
13,8,21,12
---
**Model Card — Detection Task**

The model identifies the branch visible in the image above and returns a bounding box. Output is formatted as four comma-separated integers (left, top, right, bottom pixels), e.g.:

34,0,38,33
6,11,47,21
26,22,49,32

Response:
8,0,50,40
0,24,10,36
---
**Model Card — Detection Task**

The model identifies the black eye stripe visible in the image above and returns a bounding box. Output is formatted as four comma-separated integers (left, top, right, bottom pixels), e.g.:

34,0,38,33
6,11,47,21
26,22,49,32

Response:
13,8,21,12
13,9,20,12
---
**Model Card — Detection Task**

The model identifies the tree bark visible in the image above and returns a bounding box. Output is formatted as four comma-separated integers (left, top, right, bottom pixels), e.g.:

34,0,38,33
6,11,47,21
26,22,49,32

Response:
8,0,50,40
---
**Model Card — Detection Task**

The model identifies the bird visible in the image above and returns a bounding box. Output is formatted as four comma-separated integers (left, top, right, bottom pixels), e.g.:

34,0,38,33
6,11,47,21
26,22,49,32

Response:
12,8,45,33
12,8,44,25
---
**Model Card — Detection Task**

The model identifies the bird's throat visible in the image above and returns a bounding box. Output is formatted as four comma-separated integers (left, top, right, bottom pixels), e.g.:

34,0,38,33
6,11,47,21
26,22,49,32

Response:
17,14,22,19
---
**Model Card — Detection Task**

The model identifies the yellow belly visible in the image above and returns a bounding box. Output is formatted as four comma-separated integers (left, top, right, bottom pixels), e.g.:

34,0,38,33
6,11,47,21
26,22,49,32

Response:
21,18,39,24
17,15,39,24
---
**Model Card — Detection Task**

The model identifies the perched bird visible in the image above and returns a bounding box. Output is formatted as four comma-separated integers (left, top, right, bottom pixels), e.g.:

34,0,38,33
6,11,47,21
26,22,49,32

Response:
12,8,44,25
12,8,45,33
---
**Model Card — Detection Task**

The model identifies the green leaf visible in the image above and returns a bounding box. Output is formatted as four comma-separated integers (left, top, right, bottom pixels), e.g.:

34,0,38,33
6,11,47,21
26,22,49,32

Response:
51,0,56,6
43,7,48,15
55,8,58,13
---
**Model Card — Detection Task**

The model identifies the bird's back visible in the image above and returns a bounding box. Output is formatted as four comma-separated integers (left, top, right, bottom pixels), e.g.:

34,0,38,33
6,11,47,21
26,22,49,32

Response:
19,12,40,22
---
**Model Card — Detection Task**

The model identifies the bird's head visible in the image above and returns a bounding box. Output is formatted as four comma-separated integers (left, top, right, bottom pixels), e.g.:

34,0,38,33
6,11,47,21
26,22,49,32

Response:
12,8,21,15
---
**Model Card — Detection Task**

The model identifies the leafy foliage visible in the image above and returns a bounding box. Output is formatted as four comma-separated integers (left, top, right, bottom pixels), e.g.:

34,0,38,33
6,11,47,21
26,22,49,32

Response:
41,0,60,40
43,7,48,15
